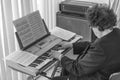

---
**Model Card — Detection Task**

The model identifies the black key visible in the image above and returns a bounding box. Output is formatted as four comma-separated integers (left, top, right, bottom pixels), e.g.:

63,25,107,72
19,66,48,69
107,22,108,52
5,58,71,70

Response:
52,44,62,51
33,59,43,64
42,53,50,57
29,63,38,67
37,56,47,60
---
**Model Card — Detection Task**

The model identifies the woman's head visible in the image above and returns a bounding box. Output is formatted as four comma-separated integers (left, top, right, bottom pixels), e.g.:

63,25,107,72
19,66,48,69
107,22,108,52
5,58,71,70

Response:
87,4,117,31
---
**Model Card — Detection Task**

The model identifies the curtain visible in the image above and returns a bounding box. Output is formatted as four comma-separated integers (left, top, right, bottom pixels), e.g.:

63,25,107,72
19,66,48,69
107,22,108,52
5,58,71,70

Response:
0,0,37,80
110,0,120,27
0,0,66,80
36,0,65,31
0,0,65,80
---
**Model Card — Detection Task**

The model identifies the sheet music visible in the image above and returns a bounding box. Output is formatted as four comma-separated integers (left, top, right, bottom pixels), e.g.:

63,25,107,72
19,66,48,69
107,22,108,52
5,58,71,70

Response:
51,27,76,41
6,51,38,67
13,11,48,48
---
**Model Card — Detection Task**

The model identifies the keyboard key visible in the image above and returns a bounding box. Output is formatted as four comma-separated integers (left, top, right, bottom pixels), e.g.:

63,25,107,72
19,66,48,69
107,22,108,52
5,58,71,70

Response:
42,52,50,57
52,45,62,51
36,59,52,69
29,63,38,67
37,56,47,60
33,59,43,64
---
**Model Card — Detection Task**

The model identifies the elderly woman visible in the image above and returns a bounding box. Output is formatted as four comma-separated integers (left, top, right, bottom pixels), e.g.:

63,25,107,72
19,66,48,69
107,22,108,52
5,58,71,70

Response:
51,4,120,80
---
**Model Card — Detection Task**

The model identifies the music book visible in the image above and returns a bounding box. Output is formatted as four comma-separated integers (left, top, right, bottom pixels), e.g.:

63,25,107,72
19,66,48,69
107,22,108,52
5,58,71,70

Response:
51,27,76,41
6,51,38,67
5,50,39,76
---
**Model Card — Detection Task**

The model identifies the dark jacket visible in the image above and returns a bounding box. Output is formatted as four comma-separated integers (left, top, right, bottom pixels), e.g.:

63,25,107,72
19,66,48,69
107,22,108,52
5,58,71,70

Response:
61,28,120,80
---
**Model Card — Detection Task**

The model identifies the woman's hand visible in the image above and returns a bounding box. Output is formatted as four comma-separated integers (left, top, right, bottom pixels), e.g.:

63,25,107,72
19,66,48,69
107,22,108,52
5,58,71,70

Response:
49,50,63,60
58,41,73,50
49,41,72,60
